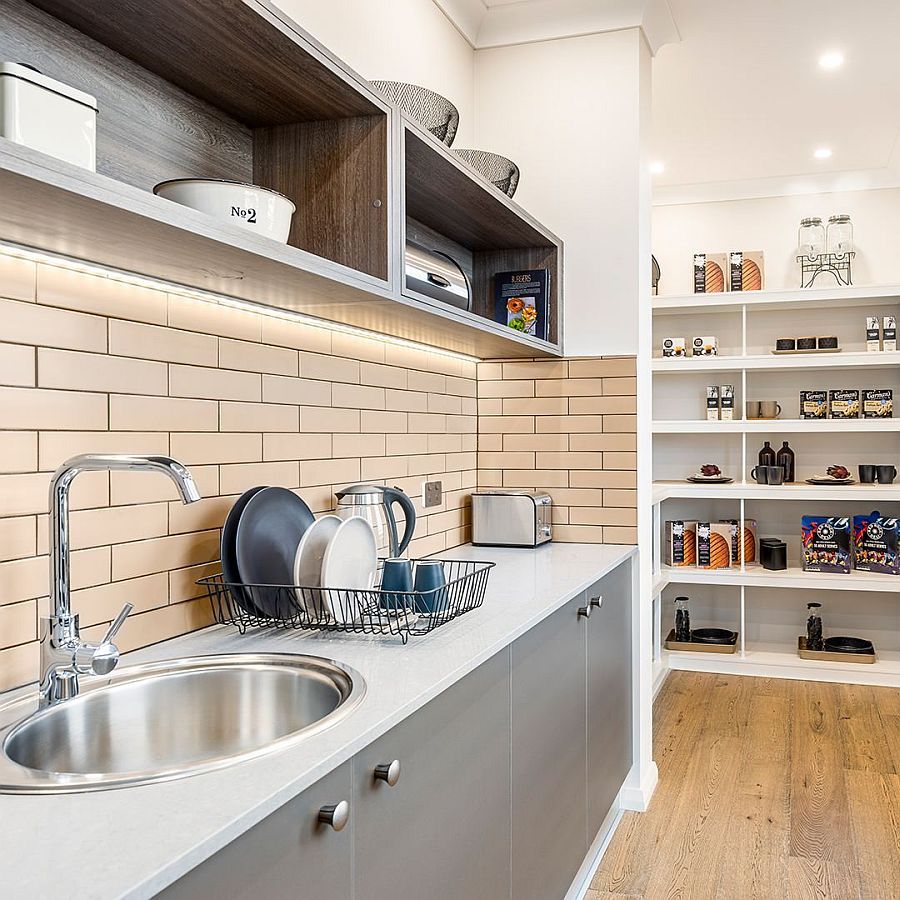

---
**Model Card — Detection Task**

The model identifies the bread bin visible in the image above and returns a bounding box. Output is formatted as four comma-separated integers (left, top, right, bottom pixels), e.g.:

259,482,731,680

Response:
0,62,97,170
471,490,552,547
405,240,471,311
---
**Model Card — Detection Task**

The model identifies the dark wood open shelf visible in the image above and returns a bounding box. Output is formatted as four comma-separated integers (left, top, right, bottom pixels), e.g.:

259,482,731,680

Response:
402,124,561,347
0,0,563,359
7,0,389,279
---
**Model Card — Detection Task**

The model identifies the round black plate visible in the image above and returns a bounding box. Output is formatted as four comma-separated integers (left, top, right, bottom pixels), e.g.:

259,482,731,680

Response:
824,636,874,654
691,627,737,644
235,487,315,618
221,486,268,616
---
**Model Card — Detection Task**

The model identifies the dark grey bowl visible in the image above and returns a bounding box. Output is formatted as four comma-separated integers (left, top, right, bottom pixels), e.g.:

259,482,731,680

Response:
691,627,738,645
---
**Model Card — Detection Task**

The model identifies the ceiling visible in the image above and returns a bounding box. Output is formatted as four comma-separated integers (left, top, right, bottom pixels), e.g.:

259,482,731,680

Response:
652,0,900,201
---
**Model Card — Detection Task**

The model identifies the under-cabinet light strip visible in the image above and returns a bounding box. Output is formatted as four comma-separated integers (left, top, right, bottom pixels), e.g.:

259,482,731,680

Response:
0,241,480,364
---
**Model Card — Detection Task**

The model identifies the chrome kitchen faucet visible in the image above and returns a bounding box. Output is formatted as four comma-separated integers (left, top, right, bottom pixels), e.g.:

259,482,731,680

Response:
40,454,201,707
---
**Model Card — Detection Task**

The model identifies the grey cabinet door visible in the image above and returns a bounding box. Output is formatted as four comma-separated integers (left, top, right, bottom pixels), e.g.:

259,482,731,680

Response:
352,648,512,900
585,561,633,838
510,597,588,900
158,762,353,900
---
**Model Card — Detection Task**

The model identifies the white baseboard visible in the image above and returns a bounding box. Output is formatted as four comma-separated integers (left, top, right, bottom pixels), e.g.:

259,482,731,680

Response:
564,792,624,900
619,761,658,812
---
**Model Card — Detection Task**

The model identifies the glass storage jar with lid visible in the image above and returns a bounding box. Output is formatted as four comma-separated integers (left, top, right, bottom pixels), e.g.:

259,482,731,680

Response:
798,217,825,258
827,214,854,255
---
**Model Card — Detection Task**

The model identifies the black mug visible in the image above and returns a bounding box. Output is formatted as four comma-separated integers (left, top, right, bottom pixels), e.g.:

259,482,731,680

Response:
877,465,898,484
859,464,877,483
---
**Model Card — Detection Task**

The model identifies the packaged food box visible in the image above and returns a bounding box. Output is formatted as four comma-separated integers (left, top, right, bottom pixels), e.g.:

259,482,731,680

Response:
853,511,899,575
706,385,720,421
661,337,686,358
800,390,827,419
720,384,735,421
728,250,764,291
863,389,893,419
692,336,718,357
693,253,727,294
696,522,732,569
866,316,881,352
829,389,860,419
884,315,897,352
719,519,758,564
665,521,697,567
802,515,851,574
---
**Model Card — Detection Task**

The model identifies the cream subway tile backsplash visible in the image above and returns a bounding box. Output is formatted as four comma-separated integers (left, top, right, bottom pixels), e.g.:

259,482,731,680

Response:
0,516,36,562
0,470,108,517
38,432,170,471
168,294,261,342
0,432,38,473
300,351,359,384
169,364,261,402
0,297,106,352
0,343,36,387
263,433,332,462
477,355,637,546
108,320,218,366
36,265,168,325
38,348,168,396
0,255,634,690
262,374,331,407
219,461,299,495
218,338,298,376
0,254,36,302
0,386,108,430
220,401,299,433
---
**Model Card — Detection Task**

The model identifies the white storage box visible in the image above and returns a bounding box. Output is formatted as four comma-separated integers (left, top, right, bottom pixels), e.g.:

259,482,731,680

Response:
0,62,97,171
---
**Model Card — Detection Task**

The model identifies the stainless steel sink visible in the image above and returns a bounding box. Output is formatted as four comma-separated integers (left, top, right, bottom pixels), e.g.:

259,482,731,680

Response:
0,653,365,793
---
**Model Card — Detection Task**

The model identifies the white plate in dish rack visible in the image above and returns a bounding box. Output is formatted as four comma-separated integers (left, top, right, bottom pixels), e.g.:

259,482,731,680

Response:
292,514,341,615
320,516,378,624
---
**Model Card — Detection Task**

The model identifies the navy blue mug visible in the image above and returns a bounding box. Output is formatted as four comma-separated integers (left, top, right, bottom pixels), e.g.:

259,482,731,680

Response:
379,558,413,611
413,560,447,614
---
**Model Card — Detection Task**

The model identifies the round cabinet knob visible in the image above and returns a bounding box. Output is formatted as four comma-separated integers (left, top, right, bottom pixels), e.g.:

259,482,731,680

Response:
577,605,591,619
374,759,401,787
318,800,350,832
590,596,603,609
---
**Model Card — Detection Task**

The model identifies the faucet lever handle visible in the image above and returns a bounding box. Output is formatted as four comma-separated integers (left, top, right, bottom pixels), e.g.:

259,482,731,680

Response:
102,603,134,646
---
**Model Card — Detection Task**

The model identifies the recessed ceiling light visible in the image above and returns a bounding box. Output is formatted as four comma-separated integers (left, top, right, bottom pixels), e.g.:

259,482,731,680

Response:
814,147,833,159
649,161,665,175
819,51,844,70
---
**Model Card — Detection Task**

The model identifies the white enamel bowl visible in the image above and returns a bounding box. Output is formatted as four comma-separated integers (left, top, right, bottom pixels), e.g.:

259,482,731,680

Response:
153,178,296,243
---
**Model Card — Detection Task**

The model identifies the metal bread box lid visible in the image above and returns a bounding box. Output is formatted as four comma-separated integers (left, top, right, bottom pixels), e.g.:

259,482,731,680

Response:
405,240,471,311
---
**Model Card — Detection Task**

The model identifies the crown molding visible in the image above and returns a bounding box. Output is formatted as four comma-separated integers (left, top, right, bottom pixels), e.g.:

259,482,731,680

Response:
433,0,679,54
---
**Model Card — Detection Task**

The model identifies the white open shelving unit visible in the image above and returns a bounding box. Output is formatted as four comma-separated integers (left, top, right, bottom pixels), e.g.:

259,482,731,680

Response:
649,282,900,690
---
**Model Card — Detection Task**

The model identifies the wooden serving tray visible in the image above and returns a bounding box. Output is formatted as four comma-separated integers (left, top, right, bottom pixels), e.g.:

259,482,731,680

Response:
797,636,876,664
665,629,738,654
771,347,841,355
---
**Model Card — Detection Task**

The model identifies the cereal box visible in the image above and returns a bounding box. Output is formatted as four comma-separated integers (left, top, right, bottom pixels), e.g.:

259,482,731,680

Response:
802,515,851,574
853,511,899,575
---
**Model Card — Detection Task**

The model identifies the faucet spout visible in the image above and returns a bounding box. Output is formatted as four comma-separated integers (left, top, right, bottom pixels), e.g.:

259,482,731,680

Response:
42,454,202,707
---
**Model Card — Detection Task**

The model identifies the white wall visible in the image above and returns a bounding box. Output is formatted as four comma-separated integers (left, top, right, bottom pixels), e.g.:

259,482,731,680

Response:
475,30,650,355
272,0,477,145
652,187,900,296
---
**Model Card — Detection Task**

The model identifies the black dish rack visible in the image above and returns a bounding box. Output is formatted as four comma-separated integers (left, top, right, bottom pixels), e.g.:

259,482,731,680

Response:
198,559,494,643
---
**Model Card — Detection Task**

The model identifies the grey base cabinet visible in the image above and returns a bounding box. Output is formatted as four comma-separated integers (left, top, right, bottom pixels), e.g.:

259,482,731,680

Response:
156,558,634,900
158,761,353,900
586,564,633,837
510,597,588,900
353,648,511,900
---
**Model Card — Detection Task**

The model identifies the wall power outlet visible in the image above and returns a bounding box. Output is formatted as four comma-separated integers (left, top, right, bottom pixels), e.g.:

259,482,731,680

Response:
423,480,443,508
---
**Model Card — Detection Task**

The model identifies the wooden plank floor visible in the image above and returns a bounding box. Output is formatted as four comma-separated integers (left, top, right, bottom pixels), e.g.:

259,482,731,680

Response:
590,672,900,900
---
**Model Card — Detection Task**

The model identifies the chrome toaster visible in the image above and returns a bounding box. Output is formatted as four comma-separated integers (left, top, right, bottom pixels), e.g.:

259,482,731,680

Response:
471,490,552,547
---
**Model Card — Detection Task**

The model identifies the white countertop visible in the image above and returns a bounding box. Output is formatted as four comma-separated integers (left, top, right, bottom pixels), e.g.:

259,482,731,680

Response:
0,542,635,900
